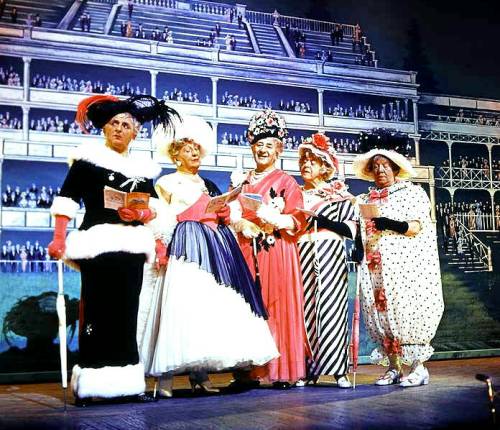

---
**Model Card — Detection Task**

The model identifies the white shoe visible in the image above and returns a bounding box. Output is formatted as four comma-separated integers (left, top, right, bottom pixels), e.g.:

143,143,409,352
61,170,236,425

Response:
336,375,352,389
400,365,429,387
295,379,306,387
374,369,402,386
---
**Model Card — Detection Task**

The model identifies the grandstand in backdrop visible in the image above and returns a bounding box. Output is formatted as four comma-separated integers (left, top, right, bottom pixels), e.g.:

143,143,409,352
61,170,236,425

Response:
0,0,499,365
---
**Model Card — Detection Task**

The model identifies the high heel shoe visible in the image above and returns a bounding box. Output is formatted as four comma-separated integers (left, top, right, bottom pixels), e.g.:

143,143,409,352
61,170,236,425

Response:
189,378,220,394
374,368,403,386
158,376,173,398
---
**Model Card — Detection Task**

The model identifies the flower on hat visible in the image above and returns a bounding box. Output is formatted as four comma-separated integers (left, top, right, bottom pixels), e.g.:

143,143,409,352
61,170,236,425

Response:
246,109,288,144
312,133,329,151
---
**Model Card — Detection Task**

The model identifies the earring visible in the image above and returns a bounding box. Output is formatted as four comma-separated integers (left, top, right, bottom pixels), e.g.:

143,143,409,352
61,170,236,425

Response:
175,160,182,167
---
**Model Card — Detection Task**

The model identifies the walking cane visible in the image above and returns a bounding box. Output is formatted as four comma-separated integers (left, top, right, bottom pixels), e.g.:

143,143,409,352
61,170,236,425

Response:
252,237,261,290
349,263,361,390
56,259,68,411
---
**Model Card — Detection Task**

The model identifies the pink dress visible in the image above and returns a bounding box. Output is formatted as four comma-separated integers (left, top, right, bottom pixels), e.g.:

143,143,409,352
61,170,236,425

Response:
236,169,308,383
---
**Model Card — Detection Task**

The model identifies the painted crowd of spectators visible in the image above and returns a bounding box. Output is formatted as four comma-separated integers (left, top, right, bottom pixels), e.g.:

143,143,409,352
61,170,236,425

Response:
430,109,500,127
31,73,149,96
0,110,21,129
220,92,313,113
327,99,411,122
2,183,60,209
0,66,21,86
440,156,496,181
162,88,210,104
0,240,54,273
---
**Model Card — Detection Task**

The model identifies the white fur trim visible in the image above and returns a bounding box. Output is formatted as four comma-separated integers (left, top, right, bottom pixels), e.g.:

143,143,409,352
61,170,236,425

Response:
352,148,416,181
65,224,156,263
228,199,243,224
50,196,80,219
230,170,249,188
71,363,146,398
146,197,178,245
256,203,294,230
69,142,161,179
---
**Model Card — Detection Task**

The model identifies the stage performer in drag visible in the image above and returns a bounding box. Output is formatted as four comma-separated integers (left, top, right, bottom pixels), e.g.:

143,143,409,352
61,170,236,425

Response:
228,109,308,389
296,133,357,388
48,94,179,406
136,114,279,398
352,129,444,387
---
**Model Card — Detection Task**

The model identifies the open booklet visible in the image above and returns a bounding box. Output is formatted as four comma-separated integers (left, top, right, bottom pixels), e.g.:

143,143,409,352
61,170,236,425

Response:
358,203,380,219
103,186,150,210
239,193,262,212
205,184,243,213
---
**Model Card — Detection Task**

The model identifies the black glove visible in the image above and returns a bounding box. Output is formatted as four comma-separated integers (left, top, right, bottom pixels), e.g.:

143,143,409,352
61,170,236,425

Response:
351,230,364,263
372,217,409,234
309,215,353,239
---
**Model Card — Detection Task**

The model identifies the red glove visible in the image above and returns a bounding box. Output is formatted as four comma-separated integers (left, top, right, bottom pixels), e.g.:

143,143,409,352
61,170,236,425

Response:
48,215,70,259
155,239,168,270
216,204,231,225
118,207,155,223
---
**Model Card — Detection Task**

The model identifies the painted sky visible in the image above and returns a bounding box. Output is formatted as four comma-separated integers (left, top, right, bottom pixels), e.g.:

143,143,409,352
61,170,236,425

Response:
226,0,500,101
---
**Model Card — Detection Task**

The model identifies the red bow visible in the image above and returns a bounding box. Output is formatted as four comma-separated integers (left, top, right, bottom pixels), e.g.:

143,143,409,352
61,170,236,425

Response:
368,188,389,204
366,250,381,271
383,337,402,355
373,287,387,312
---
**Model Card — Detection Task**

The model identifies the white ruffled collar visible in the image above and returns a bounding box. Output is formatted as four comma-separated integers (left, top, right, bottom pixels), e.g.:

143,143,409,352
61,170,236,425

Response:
68,142,161,179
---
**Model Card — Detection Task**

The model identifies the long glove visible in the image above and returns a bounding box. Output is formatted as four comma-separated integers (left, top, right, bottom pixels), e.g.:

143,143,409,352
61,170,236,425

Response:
118,207,156,223
48,215,70,259
309,215,353,238
256,203,294,230
215,204,231,225
372,217,409,234
154,239,168,270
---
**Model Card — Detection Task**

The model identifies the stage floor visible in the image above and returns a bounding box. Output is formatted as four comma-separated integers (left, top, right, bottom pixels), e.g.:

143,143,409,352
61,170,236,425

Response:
1,357,499,429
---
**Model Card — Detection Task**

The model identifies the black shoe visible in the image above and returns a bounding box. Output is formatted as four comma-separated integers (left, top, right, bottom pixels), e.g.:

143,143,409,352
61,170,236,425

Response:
272,381,292,390
74,396,91,407
136,392,158,403
227,379,260,391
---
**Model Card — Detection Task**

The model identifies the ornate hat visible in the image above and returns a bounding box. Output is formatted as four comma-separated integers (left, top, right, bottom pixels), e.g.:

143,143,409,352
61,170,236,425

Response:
246,108,288,144
76,94,179,134
298,132,339,179
352,129,416,181
153,114,216,161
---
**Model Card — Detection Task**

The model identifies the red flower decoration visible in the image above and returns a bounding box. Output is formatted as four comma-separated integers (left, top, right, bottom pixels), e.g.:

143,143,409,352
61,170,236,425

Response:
365,220,377,236
366,250,381,271
373,287,387,312
312,133,329,150
383,337,402,355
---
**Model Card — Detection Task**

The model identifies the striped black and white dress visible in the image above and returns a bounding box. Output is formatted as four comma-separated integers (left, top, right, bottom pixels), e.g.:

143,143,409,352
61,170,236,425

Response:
298,184,357,378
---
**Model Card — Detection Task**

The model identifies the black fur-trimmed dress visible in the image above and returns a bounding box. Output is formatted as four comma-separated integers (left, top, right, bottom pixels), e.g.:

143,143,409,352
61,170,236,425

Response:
50,142,166,399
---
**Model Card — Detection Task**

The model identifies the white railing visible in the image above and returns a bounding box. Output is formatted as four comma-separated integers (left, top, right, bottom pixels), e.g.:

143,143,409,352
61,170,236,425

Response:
190,0,231,15
451,212,499,232
436,167,500,189
245,10,355,35
133,0,176,7
454,219,493,271
426,113,500,128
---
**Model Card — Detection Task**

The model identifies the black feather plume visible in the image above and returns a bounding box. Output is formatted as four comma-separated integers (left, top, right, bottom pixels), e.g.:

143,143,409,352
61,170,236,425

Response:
358,128,410,156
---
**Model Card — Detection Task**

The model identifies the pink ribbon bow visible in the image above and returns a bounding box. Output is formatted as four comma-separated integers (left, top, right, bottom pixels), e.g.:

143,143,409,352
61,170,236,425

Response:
368,188,389,204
